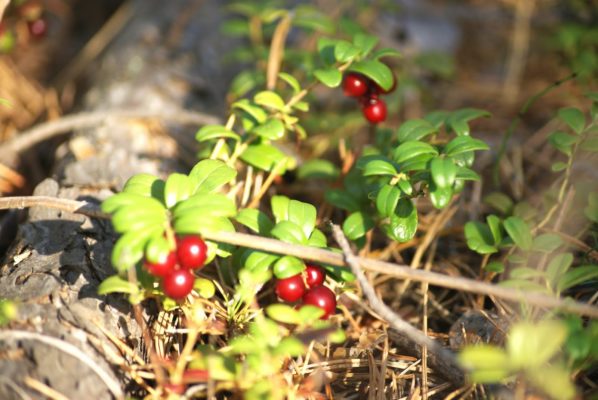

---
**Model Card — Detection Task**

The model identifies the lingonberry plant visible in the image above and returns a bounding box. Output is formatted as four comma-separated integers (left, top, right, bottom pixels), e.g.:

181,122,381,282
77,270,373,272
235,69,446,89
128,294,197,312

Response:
95,2,598,398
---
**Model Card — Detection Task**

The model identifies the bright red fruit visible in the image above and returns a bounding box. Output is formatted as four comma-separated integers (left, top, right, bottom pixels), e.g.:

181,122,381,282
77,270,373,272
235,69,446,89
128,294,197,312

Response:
342,73,369,97
28,18,47,39
176,236,208,270
302,285,336,319
162,269,195,300
304,265,325,288
275,274,306,302
144,251,177,277
362,97,387,124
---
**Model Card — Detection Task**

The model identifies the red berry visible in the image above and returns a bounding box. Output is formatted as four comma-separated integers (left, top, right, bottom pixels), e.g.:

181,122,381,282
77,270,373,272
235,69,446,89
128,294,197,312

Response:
144,251,177,277
302,285,336,319
162,269,195,300
342,73,369,97
275,274,306,302
176,236,208,270
304,265,325,288
28,18,47,39
362,97,387,124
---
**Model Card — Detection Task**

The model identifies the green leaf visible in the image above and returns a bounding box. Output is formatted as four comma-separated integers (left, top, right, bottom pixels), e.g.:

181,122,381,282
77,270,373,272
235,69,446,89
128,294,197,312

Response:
398,153,435,172
424,111,449,129
273,256,305,279
111,205,167,234
193,278,215,298
293,6,334,33
484,192,513,215
236,208,274,234
98,276,140,296
352,33,378,56
458,345,511,383
584,192,598,223
532,233,563,253
164,173,193,208
324,189,360,212
297,159,339,180
558,265,598,292
317,37,339,65
485,261,505,273
111,227,161,272
313,68,342,88
333,40,360,63
429,182,453,209
393,141,438,163
254,91,285,111
384,198,418,242
288,199,317,238
371,47,402,60
343,211,374,240
486,214,503,246
232,99,268,125
278,72,300,93
145,234,171,264
558,107,585,134
242,250,278,273
398,179,413,195
503,216,532,251
270,221,307,245
464,221,498,254
291,101,309,112
298,305,325,323
446,108,490,136
102,193,165,214
189,159,237,194
430,157,457,188
508,320,567,368
240,144,291,172
527,365,576,400
266,304,301,324
349,60,394,92
376,184,401,218
273,337,305,357
444,136,489,156
228,70,262,98
174,193,237,218
174,215,235,236
196,125,240,142
307,229,327,248
271,195,290,222
122,174,165,200
396,119,437,142
549,131,579,156
579,136,598,152
361,157,397,177
455,167,480,181
551,161,568,172
251,118,285,140
546,253,574,289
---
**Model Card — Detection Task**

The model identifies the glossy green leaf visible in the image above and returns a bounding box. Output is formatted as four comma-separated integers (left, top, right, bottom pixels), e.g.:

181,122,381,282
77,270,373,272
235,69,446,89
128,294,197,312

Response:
558,107,585,134
455,167,480,181
429,182,453,209
349,60,394,92
298,305,325,323
546,253,574,289
111,205,166,234
393,141,438,163
484,192,513,215
291,101,309,112
242,250,279,273
293,6,334,33
307,229,327,248
313,68,342,88
145,234,171,264
486,214,503,246
465,221,498,254
270,221,307,245
278,72,300,93
271,195,290,222
446,108,490,136
174,193,237,218
371,47,401,60
398,153,435,172
334,40,360,63
251,118,285,140
458,345,511,383
232,99,268,124
236,208,274,234
288,199,317,238
551,161,568,172
424,110,449,129
196,125,240,142
164,173,193,208
111,228,160,272
398,179,413,195
174,215,235,236
102,193,165,214
98,275,140,296
444,136,489,156
527,365,576,400
485,261,505,273
376,184,401,218
396,119,437,143
228,70,262,98
273,337,305,357
254,91,285,111
503,216,532,251
189,159,237,194
532,233,563,253
297,159,339,180
352,33,378,56
342,211,374,240
240,143,291,172
266,304,301,324
324,189,360,212
549,131,579,156
317,37,340,65
361,157,397,176
558,265,598,292
430,157,457,188
273,256,305,279
194,278,216,298
122,174,165,200
384,198,417,242
508,320,567,368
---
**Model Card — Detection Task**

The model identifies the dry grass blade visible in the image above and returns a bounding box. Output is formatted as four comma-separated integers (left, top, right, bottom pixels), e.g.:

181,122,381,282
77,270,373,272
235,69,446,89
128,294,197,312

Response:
266,13,292,90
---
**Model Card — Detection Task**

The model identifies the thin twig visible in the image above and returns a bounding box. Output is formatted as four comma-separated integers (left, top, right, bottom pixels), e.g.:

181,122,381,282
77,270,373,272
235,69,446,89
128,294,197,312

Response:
0,108,221,158
2,195,598,318
23,377,69,400
0,331,124,399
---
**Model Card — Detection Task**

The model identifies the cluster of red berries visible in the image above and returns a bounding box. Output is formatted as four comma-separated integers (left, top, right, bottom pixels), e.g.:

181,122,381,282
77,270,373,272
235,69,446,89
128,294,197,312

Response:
144,235,208,300
342,72,397,124
275,265,337,319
